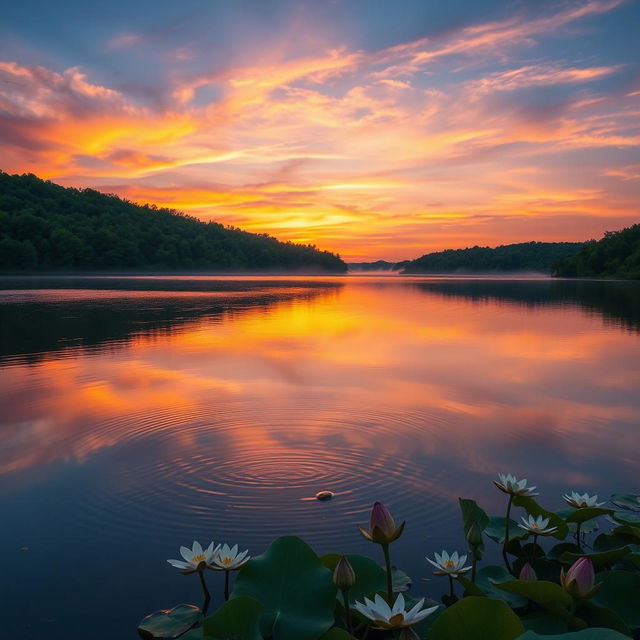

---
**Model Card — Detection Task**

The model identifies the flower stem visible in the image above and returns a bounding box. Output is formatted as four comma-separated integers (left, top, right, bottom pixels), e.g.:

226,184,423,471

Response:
382,543,393,605
198,569,211,615
471,554,477,583
341,588,353,635
502,495,514,574
576,522,582,551
448,574,454,599
224,569,230,602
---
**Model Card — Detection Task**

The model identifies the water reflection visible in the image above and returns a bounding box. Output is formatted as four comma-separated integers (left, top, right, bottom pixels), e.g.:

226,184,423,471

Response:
1,276,639,640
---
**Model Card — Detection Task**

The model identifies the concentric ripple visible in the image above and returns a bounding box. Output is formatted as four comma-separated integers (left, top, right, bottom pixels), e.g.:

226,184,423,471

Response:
51,403,472,551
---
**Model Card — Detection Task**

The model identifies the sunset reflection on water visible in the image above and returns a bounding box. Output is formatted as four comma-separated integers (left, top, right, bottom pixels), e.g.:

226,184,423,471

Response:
1,275,639,639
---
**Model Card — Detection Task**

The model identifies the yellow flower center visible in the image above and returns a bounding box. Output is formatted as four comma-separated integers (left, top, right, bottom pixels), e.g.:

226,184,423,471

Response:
192,554,206,563
444,560,455,567
220,556,234,565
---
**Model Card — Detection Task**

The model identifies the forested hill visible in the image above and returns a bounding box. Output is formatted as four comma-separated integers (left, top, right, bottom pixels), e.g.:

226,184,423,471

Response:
552,224,640,279
0,172,347,272
402,241,584,274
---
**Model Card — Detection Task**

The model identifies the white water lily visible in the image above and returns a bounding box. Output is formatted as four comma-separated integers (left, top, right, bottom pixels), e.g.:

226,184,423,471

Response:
167,541,219,574
212,543,250,571
563,492,605,508
518,514,557,536
494,473,538,497
426,550,472,576
353,593,438,629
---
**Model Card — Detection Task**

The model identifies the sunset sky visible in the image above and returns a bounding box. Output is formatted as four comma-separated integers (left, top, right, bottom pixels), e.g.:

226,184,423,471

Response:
1,0,639,261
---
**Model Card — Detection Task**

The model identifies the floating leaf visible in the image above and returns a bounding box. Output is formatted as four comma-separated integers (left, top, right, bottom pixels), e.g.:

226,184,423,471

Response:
202,596,263,640
138,604,201,640
391,567,412,592
232,536,336,640
485,516,528,545
592,570,640,630
495,580,572,620
320,553,386,604
610,494,640,512
564,507,613,524
612,511,640,525
520,612,567,635
575,601,632,637
474,566,526,608
428,596,524,640
559,546,631,567
517,630,631,639
459,498,490,558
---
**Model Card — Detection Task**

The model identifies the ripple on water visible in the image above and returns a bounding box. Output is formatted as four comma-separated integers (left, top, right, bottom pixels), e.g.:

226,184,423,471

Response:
55,404,473,549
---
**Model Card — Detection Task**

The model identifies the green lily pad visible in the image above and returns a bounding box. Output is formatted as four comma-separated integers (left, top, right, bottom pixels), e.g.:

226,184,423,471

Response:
138,604,201,640
612,511,640,525
549,542,581,561
594,532,639,552
474,566,527,608
320,553,386,603
391,567,412,592
575,601,632,637
564,507,613,524
610,494,640,512
495,580,572,620
592,570,640,630
232,536,336,640
513,496,568,540
202,596,263,640
517,630,631,639
520,612,568,635
428,596,524,640
485,516,528,545
318,629,355,640
559,546,631,567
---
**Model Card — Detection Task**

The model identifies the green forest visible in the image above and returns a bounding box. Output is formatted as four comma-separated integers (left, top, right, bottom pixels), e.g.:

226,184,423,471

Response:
402,241,584,274
0,172,347,272
552,223,640,279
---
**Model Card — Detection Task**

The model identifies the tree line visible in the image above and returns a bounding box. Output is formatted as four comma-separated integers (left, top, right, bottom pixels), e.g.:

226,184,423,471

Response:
0,172,347,272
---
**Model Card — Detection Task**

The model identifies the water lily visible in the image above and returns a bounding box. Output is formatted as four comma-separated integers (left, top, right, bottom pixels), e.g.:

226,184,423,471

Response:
494,473,538,497
563,492,605,508
167,541,218,574
358,501,405,545
560,557,602,598
518,514,558,536
353,593,438,630
211,543,250,571
519,563,538,582
426,550,472,577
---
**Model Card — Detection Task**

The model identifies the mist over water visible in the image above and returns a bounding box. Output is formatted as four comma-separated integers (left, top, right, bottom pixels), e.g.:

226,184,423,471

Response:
1,275,639,639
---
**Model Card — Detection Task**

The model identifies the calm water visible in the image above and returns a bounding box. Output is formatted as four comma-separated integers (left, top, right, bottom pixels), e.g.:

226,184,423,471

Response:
1,275,639,639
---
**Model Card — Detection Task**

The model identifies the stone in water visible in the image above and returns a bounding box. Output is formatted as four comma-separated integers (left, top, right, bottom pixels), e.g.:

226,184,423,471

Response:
315,490,334,501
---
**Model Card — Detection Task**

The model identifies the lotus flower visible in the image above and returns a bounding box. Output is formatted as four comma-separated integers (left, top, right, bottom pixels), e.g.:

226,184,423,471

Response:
563,492,605,508
426,550,472,577
560,557,602,598
494,473,538,497
518,514,558,536
333,555,356,589
353,593,438,629
358,502,405,545
167,541,218,574
211,543,250,571
519,563,538,582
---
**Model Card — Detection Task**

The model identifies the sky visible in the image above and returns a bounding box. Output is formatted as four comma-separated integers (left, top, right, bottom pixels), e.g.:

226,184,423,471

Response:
1,0,639,261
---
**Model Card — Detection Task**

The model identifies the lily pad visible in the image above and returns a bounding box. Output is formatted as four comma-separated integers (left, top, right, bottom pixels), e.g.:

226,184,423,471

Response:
517,630,631,639
564,507,613,524
559,546,631,567
459,498,490,558
612,511,640,525
485,516,528,545
610,494,640,512
202,596,263,640
232,536,336,640
592,570,640,630
428,596,524,640
138,604,201,640
318,629,355,640
391,567,412,592
495,580,572,620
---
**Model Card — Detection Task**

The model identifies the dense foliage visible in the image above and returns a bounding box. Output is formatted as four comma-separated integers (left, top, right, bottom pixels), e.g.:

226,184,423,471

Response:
139,478,640,640
0,172,347,272
552,225,640,279
402,242,584,274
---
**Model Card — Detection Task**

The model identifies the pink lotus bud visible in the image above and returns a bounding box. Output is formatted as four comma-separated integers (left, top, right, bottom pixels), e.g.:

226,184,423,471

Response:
560,557,602,598
333,555,356,589
358,502,405,545
518,563,537,582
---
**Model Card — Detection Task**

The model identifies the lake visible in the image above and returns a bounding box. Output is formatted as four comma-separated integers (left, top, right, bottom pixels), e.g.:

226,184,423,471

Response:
1,274,639,639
